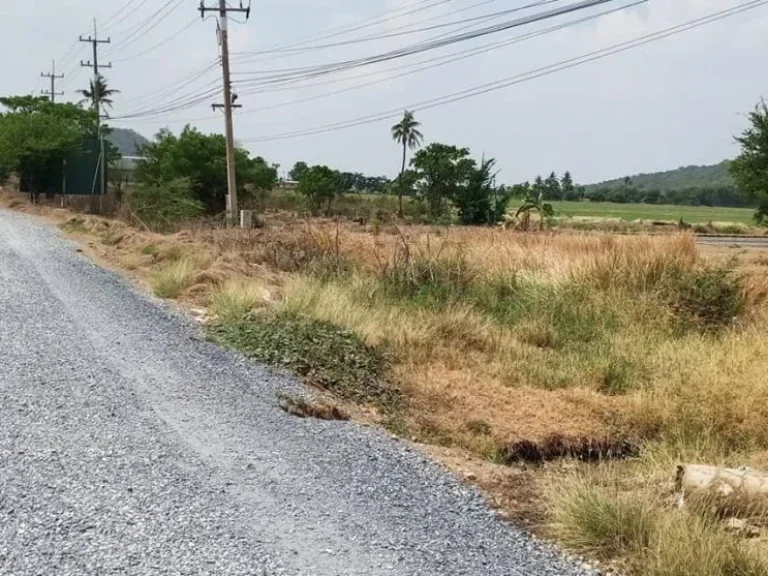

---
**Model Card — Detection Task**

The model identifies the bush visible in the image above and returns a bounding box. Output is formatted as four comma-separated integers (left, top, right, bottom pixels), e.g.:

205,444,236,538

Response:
135,126,277,214
668,267,744,331
297,165,345,215
126,178,204,231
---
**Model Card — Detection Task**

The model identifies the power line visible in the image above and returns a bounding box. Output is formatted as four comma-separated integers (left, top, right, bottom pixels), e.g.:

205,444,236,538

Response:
248,0,453,56
57,39,81,70
117,60,221,107
234,2,639,112
113,1,633,125
106,0,185,56
113,0,619,120
241,0,767,143
231,0,563,61
100,0,150,31
228,0,619,90
112,16,199,63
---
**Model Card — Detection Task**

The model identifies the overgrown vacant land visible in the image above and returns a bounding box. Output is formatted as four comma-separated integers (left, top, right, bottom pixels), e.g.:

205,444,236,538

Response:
5,193,768,576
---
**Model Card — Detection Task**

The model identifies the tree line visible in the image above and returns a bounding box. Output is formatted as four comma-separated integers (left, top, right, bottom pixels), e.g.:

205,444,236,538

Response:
4,94,768,227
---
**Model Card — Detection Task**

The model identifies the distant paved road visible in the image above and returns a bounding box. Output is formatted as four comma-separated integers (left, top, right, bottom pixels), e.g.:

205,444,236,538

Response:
0,208,592,576
697,235,768,248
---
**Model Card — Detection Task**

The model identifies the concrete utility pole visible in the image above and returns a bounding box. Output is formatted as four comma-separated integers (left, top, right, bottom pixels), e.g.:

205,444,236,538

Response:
199,0,250,224
40,61,64,103
80,19,111,198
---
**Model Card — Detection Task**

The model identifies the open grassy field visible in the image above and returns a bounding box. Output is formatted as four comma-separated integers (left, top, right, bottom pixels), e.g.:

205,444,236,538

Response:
5,189,768,576
551,201,755,225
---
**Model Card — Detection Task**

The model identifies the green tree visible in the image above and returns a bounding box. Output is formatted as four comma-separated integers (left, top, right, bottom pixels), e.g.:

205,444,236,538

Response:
453,157,507,225
562,171,580,201
136,126,277,214
391,110,424,217
754,202,768,226
289,161,309,181
532,175,547,199
0,96,98,196
411,143,474,220
78,75,120,115
509,181,532,199
731,100,768,221
544,171,562,200
297,165,345,214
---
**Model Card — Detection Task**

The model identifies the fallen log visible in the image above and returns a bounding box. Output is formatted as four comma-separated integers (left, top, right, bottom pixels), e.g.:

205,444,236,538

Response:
676,464,768,515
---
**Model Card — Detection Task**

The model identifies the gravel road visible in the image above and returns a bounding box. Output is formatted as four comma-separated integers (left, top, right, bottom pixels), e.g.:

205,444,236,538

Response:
696,235,768,248
0,208,593,576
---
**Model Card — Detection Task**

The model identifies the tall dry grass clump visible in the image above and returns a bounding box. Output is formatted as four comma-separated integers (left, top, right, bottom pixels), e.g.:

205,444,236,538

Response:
549,477,768,576
209,278,271,321
149,253,212,299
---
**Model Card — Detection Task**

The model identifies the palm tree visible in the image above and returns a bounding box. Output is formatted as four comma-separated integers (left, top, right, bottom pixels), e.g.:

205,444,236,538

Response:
78,75,120,115
391,110,424,217
515,191,555,231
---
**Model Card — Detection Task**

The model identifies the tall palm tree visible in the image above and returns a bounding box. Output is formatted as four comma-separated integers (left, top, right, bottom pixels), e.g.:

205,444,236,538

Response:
78,75,120,116
391,110,424,217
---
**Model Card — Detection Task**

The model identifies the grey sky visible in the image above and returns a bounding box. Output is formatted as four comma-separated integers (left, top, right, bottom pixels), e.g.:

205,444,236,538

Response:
3,0,766,184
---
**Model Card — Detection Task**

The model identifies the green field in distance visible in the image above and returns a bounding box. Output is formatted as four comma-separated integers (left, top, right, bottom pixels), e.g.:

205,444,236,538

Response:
551,201,754,225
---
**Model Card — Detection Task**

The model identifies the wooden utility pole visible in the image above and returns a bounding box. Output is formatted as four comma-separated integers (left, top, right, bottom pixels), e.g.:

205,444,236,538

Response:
41,61,64,103
200,1,250,224
80,19,111,199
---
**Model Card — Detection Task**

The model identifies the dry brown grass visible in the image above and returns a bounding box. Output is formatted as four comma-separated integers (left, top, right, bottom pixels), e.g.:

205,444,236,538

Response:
208,278,273,321
7,195,768,574
548,472,768,576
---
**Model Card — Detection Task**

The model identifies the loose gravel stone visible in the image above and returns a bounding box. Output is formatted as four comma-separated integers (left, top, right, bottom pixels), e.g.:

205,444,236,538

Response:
0,209,596,576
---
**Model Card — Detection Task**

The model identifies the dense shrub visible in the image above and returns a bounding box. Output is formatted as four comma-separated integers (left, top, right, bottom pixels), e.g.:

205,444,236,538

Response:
126,178,204,231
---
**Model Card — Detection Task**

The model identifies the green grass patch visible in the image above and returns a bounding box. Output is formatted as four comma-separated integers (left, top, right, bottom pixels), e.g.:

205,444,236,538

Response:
140,243,159,256
60,217,87,234
551,201,755,225
207,313,401,410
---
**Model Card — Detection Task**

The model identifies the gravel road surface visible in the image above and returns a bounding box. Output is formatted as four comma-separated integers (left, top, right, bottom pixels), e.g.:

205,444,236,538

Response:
0,209,593,576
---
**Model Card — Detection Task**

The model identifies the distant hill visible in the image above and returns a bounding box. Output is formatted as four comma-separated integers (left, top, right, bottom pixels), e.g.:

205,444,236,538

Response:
107,128,150,157
588,161,734,191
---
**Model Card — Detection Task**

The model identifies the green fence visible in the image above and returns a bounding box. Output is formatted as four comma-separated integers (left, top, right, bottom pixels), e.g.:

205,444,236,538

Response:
19,136,105,196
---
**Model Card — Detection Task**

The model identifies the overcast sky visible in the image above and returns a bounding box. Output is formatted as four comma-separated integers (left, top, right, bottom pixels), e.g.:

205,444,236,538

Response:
3,0,766,184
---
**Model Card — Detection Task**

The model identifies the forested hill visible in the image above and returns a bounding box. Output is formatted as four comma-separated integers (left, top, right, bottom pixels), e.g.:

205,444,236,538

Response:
588,160,734,190
106,128,150,157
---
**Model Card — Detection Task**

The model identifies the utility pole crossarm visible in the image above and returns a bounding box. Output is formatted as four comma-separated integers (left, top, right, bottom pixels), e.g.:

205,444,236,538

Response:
199,0,251,224
41,60,65,103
